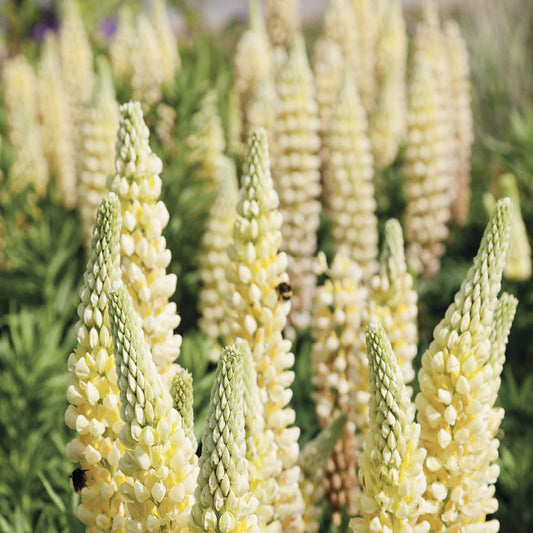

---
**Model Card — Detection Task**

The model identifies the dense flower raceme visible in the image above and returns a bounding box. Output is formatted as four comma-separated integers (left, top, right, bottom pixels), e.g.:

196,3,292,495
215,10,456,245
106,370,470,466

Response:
266,0,300,50
190,344,260,533
108,102,182,385
350,325,429,533
415,198,511,531
152,0,181,84
108,286,198,532
65,193,128,532
311,253,368,522
170,365,196,446
225,128,305,532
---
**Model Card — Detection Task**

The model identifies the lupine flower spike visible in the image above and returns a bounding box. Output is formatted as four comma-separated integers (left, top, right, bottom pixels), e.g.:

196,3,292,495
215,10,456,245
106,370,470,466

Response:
350,324,429,533
170,365,196,446
225,128,305,531
266,0,300,51
65,193,128,531
368,219,418,388
108,102,182,384
151,0,180,84
415,198,511,531
273,34,321,331
311,253,368,523
299,415,347,533
110,5,135,82
198,157,239,357
79,58,119,248
108,286,198,532
190,344,260,533
323,70,378,281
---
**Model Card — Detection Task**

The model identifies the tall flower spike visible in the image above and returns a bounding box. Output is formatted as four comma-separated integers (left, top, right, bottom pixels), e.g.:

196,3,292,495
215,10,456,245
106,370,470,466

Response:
350,325,429,533
498,174,532,281
445,20,474,225
110,5,135,82
245,74,278,151
108,102,182,384
65,193,128,532
108,287,197,532
38,33,77,208
368,219,418,387
79,58,119,249
415,198,511,531
152,0,180,84
266,0,300,50
198,156,239,357
273,34,321,331
170,365,196,446
323,70,378,281
190,344,260,533
404,54,452,279
241,340,281,528
310,253,368,523
299,415,347,533
225,129,305,532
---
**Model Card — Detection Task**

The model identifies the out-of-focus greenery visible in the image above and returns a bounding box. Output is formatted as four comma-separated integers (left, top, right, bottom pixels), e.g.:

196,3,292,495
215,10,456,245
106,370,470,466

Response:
0,1,533,531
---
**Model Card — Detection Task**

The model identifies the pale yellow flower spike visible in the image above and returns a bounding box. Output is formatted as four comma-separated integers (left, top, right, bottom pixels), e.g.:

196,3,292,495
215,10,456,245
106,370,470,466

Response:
108,286,198,533
499,174,532,281
310,253,368,523
266,0,300,50
245,74,278,152
79,58,119,249
152,0,180,84
38,33,77,208
108,102,182,385
323,70,378,282
369,219,418,387
225,128,305,532
415,199,511,532
404,54,452,279
65,193,128,532
350,324,429,533
273,34,321,331
110,5,135,82
198,156,239,356
445,20,474,225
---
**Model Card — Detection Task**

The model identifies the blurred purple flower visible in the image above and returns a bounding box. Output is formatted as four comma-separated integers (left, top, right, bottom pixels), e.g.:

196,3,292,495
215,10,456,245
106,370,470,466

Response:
32,12,58,43
99,17,117,40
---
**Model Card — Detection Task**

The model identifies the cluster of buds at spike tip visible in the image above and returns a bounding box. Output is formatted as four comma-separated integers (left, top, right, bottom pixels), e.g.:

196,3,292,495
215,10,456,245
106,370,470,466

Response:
198,157,239,357
78,58,119,249
266,0,300,50
225,128,304,531
108,286,198,532
445,20,474,225
415,199,511,531
190,344,260,532
350,325,429,533
272,34,321,331
108,102,182,384
311,253,368,523
170,365,196,447
299,415,347,533
37,33,77,209
368,219,418,388
404,51,452,279
322,70,378,282
65,194,128,531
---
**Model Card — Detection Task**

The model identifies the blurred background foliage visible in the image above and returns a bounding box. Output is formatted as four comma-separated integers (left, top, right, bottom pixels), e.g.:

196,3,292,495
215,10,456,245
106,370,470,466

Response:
0,0,533,531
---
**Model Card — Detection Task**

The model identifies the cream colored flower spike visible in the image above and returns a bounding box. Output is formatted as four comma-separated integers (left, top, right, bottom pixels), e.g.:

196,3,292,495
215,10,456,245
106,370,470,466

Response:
191,344,260,532
273,34,321,331
108,286,198,532
65,194,128,532
79,58,119,249
323,71,378,281
404,55,451,279
38,33,77,208
110,5,135,82
311,253,368,523
225,128,305,532
415,199,511,531
152,0,180,84
108,102,182,384
445,20,474,225
369,219,418,387
266,0,300,50
350,324,429,533
198,156,239,355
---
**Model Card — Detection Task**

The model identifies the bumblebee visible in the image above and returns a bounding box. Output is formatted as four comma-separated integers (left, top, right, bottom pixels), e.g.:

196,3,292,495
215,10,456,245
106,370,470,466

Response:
276,282,292,301
70,468,88,492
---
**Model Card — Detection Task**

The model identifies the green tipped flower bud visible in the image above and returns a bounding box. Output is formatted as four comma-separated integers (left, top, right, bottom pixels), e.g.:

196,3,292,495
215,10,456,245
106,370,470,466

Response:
170,365,195,446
